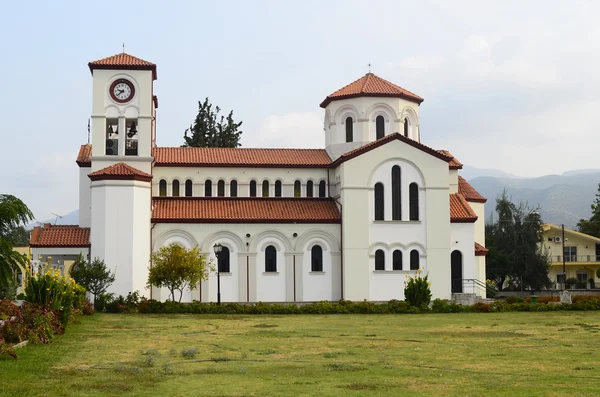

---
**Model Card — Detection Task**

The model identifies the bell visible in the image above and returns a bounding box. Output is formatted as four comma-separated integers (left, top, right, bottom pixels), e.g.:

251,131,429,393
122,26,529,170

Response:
129,120,137,134
106,124,114,135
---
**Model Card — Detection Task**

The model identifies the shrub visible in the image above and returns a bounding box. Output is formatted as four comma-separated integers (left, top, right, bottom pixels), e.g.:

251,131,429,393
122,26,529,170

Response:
0,339,17,359
566,277,579,289
505,296,524,304
94,292,114,312
81,300,95,316
404,271,432,309
472,302,492,312
0,298,19,318
431,299,463,313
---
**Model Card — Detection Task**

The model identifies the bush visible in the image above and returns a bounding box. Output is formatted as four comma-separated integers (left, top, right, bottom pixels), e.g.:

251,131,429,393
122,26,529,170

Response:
431,299,464,313
81,300,95,316
0,298,20,318
471,302,492,312
505,296,524,304
94,292,114,312
404,271,432,309
566,277,579,289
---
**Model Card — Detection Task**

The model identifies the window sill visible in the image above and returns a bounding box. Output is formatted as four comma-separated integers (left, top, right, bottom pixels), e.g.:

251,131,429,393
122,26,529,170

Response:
262,271,280,275
372,270,418,273
309,271,326,275
218,272,232,276
373,220,421,224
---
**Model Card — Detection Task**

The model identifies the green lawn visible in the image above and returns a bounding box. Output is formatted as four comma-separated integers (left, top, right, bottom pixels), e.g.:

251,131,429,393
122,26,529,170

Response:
1,312,600,396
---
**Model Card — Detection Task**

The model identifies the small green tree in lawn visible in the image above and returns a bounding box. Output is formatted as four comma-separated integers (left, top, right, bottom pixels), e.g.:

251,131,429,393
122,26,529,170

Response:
70,255,115,308
148,243,213,302
404,270,432,309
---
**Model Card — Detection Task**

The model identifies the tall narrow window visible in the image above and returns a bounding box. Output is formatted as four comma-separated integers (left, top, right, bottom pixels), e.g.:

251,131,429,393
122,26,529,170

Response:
376,115,385,139
318,180,326,198
159,180,167,197
265,245,277,272
262,180,270,197
185,179,193,197
230,180,238,197
345,117,353,143
404,118,409,137
249,180,257,197
218,246,230,273
409,183,419,221
306,181,314,197
275,180,282,197
393,250,403,270
375,249,385,271
311,245,323,272
392,166,401,220
218,180,225,197
204,180,212,197
374,183,384,220
172,180,180,197
410,250,419,270
294,180,301,197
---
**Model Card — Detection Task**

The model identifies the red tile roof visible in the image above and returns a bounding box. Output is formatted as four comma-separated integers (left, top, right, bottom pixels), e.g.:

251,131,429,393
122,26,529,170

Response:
77,144,92,167
153,147,332,168
458,176,487,203
450,193,478,223
152,198,341,223
88,163,152,182
88,52,157,80
320,73,424,108
438,150,463,169
333,133,453,166
475,242,488,256
30,225,90,248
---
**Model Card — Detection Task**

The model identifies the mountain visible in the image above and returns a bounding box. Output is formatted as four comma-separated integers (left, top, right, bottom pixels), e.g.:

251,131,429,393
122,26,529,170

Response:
469,173,600,229
29,209,79,228
459,165,524,180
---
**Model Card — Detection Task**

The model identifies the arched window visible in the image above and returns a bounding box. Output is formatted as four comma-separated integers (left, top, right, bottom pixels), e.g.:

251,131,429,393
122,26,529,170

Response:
318,180,326,198
185,179,193,197
376,115,385,139
249,180,257,197
172,180,180,197
375,249,385,271
311,245,323,272
294,180,301,197
204,180,212,197
265,245,277,272
410,250,419,270
404,118,409,137
230,180,238,197
306,180,314,197
451,250,462,293
409,183,419,221
275,180,282,197
159,179,167,197
217,180,225,197
345,117,353,143
262,180,269,197
218,246,230,273
374,183,384,220
392,166,401,220
393,250,403,270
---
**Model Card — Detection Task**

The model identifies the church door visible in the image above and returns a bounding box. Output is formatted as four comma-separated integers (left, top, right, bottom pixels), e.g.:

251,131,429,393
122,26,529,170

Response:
451,250,462,293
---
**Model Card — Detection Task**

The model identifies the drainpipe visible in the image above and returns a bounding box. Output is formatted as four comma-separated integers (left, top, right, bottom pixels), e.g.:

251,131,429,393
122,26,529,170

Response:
246,256,250,302
335,198,343,300
293,255,297,302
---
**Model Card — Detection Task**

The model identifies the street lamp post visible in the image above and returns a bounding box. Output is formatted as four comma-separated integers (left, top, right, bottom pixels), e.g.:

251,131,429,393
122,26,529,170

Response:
213,243,223,305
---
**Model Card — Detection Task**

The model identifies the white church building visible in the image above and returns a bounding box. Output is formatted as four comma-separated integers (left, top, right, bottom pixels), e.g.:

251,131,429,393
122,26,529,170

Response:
29,52,488,302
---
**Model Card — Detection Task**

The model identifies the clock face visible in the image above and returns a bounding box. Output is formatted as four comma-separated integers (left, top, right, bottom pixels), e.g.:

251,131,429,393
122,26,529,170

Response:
109,79,135,103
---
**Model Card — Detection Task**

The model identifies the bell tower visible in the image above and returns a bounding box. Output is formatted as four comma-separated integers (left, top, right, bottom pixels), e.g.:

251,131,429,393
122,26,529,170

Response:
87,52,157,297
88,52,157,174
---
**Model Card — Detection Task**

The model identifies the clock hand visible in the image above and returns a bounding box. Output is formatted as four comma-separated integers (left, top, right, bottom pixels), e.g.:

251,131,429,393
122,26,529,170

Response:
117,89,125,95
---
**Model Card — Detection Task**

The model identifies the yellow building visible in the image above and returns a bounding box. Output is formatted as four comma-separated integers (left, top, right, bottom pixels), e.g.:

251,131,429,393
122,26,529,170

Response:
542,224,600,289
12,246,30,294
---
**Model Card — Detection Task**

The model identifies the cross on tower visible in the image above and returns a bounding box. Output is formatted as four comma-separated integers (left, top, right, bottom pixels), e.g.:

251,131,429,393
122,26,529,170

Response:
368,63,371,73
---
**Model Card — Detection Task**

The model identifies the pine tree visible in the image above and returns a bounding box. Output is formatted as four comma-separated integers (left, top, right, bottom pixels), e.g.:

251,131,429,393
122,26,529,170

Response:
577,183,600,238
182,98,243,148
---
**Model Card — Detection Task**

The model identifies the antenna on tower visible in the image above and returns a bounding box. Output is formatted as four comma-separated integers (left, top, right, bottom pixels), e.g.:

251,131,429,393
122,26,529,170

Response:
87,119,91,144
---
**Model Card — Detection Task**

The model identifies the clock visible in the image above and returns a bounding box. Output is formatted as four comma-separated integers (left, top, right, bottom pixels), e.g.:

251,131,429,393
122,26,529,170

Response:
109,78,135,103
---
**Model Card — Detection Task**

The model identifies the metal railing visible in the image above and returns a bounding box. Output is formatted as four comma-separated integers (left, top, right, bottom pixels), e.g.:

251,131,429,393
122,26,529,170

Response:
549,255,600,263
452,278,497,298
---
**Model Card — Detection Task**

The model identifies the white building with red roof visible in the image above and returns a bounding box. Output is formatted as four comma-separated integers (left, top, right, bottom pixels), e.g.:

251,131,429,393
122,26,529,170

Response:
31,52,488,302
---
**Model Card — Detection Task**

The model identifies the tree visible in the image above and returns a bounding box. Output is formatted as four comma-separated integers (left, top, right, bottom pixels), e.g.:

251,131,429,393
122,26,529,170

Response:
577,183,600,238
4,225,30,246
0,194,34,299
148,243,213,302
182,97,243,148
485,191,551,291
70,255,116,307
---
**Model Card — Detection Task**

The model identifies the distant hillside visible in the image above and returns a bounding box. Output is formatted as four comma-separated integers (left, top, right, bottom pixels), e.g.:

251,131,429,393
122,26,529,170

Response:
29,209,79,228
469,173,600,228
459,165,524,180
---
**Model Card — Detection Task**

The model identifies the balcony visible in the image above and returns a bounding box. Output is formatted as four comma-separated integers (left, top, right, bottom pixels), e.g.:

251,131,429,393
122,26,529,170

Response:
549,255,600,264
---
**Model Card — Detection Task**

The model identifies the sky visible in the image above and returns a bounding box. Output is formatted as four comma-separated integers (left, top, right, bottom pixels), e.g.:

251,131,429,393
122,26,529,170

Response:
2,0,600,222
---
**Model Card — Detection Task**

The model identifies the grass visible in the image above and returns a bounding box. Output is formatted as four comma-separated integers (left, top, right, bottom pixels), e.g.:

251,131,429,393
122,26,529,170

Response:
2,312,600,396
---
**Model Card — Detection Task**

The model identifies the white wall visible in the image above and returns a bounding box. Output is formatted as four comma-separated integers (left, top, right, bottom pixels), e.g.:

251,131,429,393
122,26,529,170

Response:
152,166,329,198
151,223,341,303
450,222,477,288
78,167,91,227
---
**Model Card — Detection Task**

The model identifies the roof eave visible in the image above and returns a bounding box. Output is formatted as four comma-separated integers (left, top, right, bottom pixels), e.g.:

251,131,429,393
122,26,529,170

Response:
88,63,157,80
320,92,424,108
